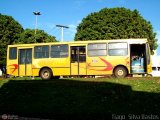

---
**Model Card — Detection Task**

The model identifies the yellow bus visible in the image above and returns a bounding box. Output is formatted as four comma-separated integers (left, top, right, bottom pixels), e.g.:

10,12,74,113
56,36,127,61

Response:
7,38,152,79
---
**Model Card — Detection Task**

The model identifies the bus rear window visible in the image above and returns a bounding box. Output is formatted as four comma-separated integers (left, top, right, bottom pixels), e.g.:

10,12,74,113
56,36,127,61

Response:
9,47,17,59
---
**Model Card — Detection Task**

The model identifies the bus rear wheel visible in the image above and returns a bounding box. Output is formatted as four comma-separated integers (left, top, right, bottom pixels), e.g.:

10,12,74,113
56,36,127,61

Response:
40,68,52,80
114,66,127,78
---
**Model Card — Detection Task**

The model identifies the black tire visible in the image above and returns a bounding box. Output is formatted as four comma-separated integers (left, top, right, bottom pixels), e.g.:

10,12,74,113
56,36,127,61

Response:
114,66,127,78
40,68,52,80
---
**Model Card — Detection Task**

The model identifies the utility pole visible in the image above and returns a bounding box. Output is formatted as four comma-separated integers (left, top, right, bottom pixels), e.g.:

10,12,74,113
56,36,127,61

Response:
56,25,69,42
33,11,41,34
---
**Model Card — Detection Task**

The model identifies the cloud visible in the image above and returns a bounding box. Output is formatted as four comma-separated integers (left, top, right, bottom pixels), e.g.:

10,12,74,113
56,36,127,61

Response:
65,20,81,41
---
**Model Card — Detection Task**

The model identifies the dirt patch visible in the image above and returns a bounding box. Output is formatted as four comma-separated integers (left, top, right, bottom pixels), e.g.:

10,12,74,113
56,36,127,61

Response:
157,78,160,84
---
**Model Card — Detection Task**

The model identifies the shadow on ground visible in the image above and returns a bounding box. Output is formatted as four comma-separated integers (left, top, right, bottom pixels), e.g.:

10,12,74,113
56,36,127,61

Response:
0,79,160,120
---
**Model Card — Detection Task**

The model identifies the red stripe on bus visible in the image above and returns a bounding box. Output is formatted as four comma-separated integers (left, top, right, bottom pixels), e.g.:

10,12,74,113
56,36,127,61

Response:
8,64,18,73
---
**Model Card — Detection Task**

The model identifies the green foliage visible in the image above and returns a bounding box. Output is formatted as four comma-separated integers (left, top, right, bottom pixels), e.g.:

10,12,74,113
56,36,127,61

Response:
0,13,23,65
15,29,57,44
0,13,57,65
74,7,158,54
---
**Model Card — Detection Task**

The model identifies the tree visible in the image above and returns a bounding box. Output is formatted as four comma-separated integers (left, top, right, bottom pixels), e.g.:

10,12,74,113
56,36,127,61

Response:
0,13,23,65
15,29,57,44
74,7,158,54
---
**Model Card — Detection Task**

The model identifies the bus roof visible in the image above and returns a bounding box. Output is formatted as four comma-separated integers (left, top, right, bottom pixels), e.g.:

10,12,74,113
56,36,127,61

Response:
8,38,148,47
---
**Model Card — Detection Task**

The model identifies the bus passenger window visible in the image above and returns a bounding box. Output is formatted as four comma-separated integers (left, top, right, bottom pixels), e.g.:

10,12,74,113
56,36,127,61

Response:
34,45,49,58
9,47,17,59
108,43,128,56
51,44,68,58
88,43,107,56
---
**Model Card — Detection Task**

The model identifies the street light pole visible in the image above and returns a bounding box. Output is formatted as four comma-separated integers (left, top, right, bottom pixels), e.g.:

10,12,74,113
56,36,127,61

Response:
56,25,69,42
33,11,41,34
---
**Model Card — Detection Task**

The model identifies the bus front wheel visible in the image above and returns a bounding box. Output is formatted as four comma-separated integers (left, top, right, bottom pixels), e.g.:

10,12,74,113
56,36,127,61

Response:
40,68,52,80
114,66,127,78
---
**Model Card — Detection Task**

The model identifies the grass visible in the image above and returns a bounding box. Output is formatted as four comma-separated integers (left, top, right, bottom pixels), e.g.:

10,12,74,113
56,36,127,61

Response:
0,77,160,119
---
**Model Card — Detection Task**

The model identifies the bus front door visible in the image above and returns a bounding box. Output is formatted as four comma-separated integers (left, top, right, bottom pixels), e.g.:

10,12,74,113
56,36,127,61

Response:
19,49,32,76
71,46,86,76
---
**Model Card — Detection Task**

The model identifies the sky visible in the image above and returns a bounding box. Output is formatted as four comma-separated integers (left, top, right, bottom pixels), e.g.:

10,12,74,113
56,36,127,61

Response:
0,0,160,55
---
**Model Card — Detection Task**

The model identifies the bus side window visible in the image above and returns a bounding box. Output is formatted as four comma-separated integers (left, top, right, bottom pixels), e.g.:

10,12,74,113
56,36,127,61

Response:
88,43,107,56
51,44,68,58
34,45,49,58
108,42,128,56
9,47,17,59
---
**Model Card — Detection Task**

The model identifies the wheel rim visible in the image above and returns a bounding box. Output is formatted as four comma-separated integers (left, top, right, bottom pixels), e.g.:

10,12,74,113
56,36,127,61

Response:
43,71,49,78
117,69,124,76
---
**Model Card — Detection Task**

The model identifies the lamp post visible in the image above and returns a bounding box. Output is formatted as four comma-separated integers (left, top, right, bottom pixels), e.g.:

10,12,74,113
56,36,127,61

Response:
56,25,69,42
33,11,41,34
